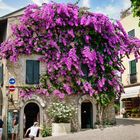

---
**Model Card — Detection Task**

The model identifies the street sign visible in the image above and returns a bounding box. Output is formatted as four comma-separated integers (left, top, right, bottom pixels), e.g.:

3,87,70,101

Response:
9,78,16,85
9,85,15,92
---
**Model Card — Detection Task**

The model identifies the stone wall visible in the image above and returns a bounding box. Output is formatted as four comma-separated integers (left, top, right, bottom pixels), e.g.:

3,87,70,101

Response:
103,101,116,124
19,94,97,132
6,89,116,140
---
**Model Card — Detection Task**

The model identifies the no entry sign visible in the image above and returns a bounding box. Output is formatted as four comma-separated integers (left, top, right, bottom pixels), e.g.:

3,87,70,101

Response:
9,85,15,92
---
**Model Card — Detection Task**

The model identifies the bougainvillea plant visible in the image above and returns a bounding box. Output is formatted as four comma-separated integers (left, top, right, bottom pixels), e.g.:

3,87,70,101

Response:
0,3,140,101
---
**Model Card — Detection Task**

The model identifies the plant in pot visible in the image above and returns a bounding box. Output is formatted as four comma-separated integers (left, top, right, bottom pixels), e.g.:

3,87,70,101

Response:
131,108,139,118
47,102,76,136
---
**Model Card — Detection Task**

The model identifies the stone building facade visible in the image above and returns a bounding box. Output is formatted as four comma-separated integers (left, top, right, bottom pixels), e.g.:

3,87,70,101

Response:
0,8,115,140
120,13,140,118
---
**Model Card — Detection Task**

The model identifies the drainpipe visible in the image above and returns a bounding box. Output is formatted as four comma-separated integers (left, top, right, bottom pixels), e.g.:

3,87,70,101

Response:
120,98,123,118
2,58,8,140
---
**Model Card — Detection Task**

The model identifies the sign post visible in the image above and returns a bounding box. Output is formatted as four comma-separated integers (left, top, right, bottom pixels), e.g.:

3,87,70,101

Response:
9,77,16,93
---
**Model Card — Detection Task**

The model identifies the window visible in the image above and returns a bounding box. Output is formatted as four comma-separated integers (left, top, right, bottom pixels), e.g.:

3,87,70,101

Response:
130,60,136,74
128,29,135,38
0,64,3,86
129,60,137,84
81,63,89,79
26,60,40,84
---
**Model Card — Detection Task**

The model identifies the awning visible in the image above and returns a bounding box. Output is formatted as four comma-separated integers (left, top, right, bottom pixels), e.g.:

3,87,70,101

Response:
121,86,140,99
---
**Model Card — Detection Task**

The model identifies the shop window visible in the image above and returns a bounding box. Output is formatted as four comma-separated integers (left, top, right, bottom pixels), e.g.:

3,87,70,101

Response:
26,60,40,84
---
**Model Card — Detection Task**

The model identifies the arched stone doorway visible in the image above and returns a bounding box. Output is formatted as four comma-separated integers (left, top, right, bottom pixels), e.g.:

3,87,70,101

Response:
81,101,93,128
24,103,40,133
19,98,44,140
78,95,96,130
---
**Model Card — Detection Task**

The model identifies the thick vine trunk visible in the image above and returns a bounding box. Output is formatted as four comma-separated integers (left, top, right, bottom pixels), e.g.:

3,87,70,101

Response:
97,104,105,126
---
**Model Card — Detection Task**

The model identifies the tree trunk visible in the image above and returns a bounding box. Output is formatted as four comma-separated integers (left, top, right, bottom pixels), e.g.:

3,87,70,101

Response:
97,104,105,126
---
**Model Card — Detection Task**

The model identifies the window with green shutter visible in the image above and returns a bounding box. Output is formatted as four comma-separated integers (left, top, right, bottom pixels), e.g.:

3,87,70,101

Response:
33,60,40,84
130,60,136,74
0,64,3,86
128,29,135,38
26,60,40,84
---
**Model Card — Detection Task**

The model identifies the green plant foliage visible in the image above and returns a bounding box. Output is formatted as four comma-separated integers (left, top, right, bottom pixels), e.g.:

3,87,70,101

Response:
131,0,140,26
103,120,115,126
131,108,139,113
95,91,115,107
41,125,52,137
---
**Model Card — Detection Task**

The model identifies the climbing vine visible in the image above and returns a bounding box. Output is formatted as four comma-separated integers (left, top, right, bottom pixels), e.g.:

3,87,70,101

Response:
0,3,140,99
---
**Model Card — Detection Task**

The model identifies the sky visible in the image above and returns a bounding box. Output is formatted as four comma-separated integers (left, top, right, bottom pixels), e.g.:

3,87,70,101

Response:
0,0,131,19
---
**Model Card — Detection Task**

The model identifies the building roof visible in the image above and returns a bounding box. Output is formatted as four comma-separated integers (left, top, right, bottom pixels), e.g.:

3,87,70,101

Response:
120,7,132,19
0,7,26,20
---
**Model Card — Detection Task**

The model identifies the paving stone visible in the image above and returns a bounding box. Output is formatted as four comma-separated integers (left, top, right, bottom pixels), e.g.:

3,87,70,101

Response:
24,118,140,140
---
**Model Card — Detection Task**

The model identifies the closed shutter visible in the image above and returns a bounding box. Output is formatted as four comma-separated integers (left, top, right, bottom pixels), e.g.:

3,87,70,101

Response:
33,61,40,84
0,64,3,86
130,60,136,74
26,60,34,84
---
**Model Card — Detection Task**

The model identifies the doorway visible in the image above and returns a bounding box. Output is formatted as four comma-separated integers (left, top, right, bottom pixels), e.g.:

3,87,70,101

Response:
24,103,40,133
81,101,93,128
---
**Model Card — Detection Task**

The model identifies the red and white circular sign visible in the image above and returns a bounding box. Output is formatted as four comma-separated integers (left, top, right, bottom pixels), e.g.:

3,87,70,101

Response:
9,85,15,92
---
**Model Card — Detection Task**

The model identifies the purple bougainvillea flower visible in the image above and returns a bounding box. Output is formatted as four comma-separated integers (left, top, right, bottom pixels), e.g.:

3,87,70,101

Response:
1,2,140,99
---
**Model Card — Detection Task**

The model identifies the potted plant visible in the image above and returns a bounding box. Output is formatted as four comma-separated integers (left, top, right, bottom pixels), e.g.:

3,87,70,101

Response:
47,102,76,136
131,108,139,118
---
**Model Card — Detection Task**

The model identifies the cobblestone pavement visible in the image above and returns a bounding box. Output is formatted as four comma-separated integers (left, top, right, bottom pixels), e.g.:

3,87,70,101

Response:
24,118,140,140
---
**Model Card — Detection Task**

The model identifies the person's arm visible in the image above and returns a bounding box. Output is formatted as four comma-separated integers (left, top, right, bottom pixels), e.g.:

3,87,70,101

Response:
24,128,31,137
39,126,43,130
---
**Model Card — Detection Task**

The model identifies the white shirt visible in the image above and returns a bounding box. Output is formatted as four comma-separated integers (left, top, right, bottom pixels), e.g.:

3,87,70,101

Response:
29,126,39,137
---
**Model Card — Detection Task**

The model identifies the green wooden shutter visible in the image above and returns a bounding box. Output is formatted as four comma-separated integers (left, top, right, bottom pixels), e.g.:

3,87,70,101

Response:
33,61,40,84
0,64,3,86
26,60,34,84
130,60,136,74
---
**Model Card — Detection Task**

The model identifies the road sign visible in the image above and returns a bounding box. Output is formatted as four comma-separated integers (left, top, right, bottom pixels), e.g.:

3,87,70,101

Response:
9,78,16,85
9,85,15,92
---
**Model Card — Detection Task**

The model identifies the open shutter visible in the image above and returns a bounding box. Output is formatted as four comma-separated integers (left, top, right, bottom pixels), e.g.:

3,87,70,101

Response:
0,64,3,86
26,60,34,84
33,61,40,84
